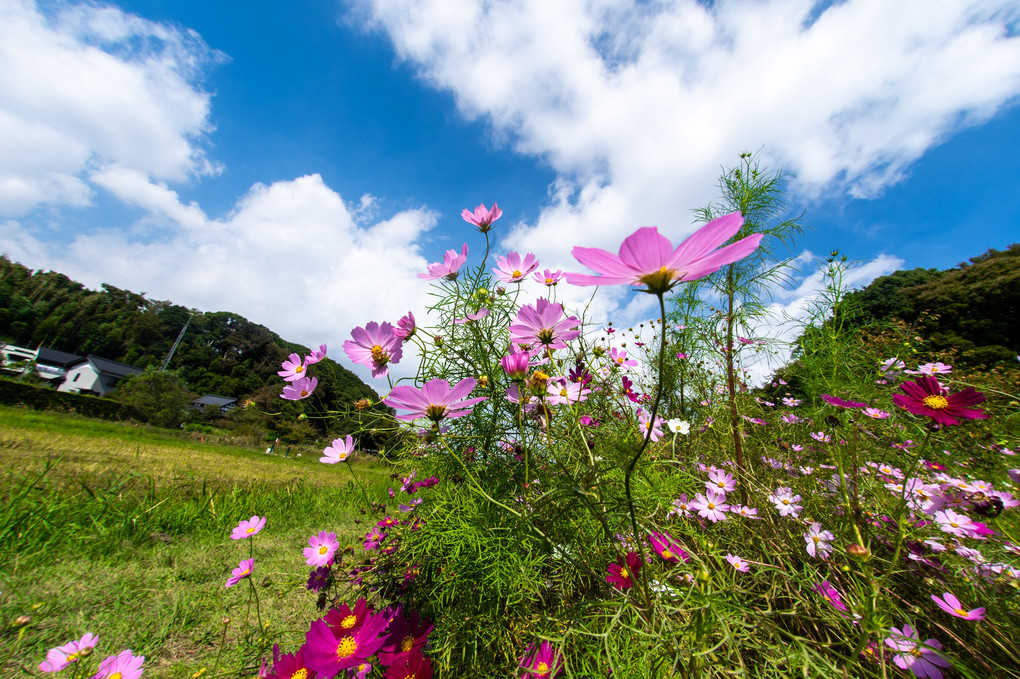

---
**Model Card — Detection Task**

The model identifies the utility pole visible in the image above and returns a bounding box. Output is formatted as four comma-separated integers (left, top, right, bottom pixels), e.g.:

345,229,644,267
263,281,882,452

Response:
160,312,194,371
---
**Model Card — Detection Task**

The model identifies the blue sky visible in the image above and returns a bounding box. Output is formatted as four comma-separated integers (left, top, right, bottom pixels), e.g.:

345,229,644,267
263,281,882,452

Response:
1,0,1018,383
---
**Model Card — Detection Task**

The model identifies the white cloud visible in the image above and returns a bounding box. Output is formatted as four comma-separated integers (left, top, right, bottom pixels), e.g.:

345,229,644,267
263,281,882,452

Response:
0,173,437,384
357,0,1020,257
0,0,221,216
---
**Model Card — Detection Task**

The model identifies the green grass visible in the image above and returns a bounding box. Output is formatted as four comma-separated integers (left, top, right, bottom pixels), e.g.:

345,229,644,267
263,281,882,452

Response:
0,405,393,678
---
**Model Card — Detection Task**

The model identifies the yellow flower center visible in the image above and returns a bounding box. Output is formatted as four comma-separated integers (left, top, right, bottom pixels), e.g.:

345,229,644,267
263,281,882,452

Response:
782,499,790,506
337,636,357,658
812,536,820,544
536,662,550,673
109,674,123,679
300,389,310,397
425,404,448,421
922,394,949,410
246,526,256,534
240,568,250,577
910,648,923,658
619,567,629,579
545,278,554,284
295,365,304,373
370,345,389,366
512,269,522,278
401,635,415,652
341,614,358,629
291,670,309,679
559,388,568,397
955,608,967,616
319,545,328,555
707,501,716,510
66,652,80,662
662,549,674,559
637,265,678,293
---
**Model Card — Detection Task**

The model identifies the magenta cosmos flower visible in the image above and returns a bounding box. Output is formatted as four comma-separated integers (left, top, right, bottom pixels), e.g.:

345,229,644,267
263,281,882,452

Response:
606,551,641,590
383,378,488,424
892,376,987,426
344,321,404,378
931,591,985,620
280,375,317,400
419,243,469,280
821,394,868,408
648,532,689,564
518,640,563,679
230,515,266,540
305,343,328,364
565,212,763,294
225,558,254,587
322,435,356,463
305,531,339,567
462,202,502,232
39,633,99,673
92,649,144,679
812,581,848,612
509,298,580,351
304,606,389,676
493,251,540,284
277,352,308,381
394,311,416,341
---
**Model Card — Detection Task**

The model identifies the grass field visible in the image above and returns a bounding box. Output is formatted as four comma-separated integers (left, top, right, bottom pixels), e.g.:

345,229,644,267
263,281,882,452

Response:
0,406,394,678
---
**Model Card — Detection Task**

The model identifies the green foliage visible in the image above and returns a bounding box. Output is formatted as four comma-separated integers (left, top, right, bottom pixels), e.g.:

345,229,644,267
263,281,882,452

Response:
114,367,194,428
0,378,143,420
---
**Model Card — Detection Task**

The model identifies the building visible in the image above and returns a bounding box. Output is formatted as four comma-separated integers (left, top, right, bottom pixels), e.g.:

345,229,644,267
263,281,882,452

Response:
0,344,82,385
191,394,238,414
58,355,144,397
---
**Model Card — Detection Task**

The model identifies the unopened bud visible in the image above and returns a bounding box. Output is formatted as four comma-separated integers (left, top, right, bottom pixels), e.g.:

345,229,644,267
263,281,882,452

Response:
846,544,870,561
14,615,30,627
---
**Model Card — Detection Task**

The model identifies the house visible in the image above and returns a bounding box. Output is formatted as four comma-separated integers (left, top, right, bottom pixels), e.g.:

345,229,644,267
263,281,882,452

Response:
58,355,143,397
0,344,82,384
191,394,238,414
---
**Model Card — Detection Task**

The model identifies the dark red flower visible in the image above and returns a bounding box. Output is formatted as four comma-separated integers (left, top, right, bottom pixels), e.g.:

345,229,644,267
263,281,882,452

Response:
383,648,433,679
377,610,433,667
892,376,987,426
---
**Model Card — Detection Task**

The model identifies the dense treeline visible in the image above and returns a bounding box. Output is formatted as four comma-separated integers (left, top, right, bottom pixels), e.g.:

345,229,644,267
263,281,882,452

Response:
844,244,1019,366
0,255,381,428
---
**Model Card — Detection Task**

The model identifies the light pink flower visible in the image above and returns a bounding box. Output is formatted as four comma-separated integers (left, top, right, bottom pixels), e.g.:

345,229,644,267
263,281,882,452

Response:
934,508,975,537
691,489,729,523
462,203,502,232
565,212,762,294
419,243,469,280
226,558,254,587
706,470,736,494
383,378,488,423
545,377,590,406
230,515,266,540
769,487,803,518
725,554,750,572
637,408,665,442
321,435,356,463
454,308,490,324
804,523,834,558
493,251,540,284
343,321,403,378
509,298,580,350
277,353,308,381
280,376,317,400
304,531,338,567
533,268,564,286
91,649,144,679
305,344,328,365
931,592,985,620
39,633,99,673
885,625,950,678
393,312,416,340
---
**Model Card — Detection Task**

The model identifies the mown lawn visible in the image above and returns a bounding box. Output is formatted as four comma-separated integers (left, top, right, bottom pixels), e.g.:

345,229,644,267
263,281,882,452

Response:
0,406,393,678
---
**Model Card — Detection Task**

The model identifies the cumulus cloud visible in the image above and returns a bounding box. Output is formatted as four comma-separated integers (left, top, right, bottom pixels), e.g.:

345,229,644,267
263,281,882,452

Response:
1,173,437,383
356,0,1020,258
0,0,222,216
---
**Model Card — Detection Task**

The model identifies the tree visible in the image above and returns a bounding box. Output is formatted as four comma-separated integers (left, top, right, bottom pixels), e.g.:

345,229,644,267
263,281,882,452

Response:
115,368,194,428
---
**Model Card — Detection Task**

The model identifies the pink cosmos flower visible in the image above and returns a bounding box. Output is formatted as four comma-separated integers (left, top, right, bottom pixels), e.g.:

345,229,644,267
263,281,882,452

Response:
277,353,308,381
931,592,985,620
769,487,803,518
606,551,641,590
649,532,689,564
545,377,591,406
393,312,416,341
691,489,730,523
322,435,356,463
230,515,266,540
669,494,692,519
518,640,563,679
39,633,99,673
419,243,469,280
804,523,835,558
934,508,975,537
916,362,952,376
304,531,339,567
812,581,848,612
493,251,540,284
565,212,763,294
725,554,750,572
280,376,317,400
863,407,890,419
730,504,760,519
383,378,488,423
304,606,388,676
509,298,581,350
892,376,987,426
637,408,665,442
533,268,564,286
706,470,736,494
91,649,144,679
226,558,254,587
609,347,637,370
885,625,950,679
462,203,502,232
454,308,490,324
305,344,328,365
344,321,404,378
501,347,531,379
